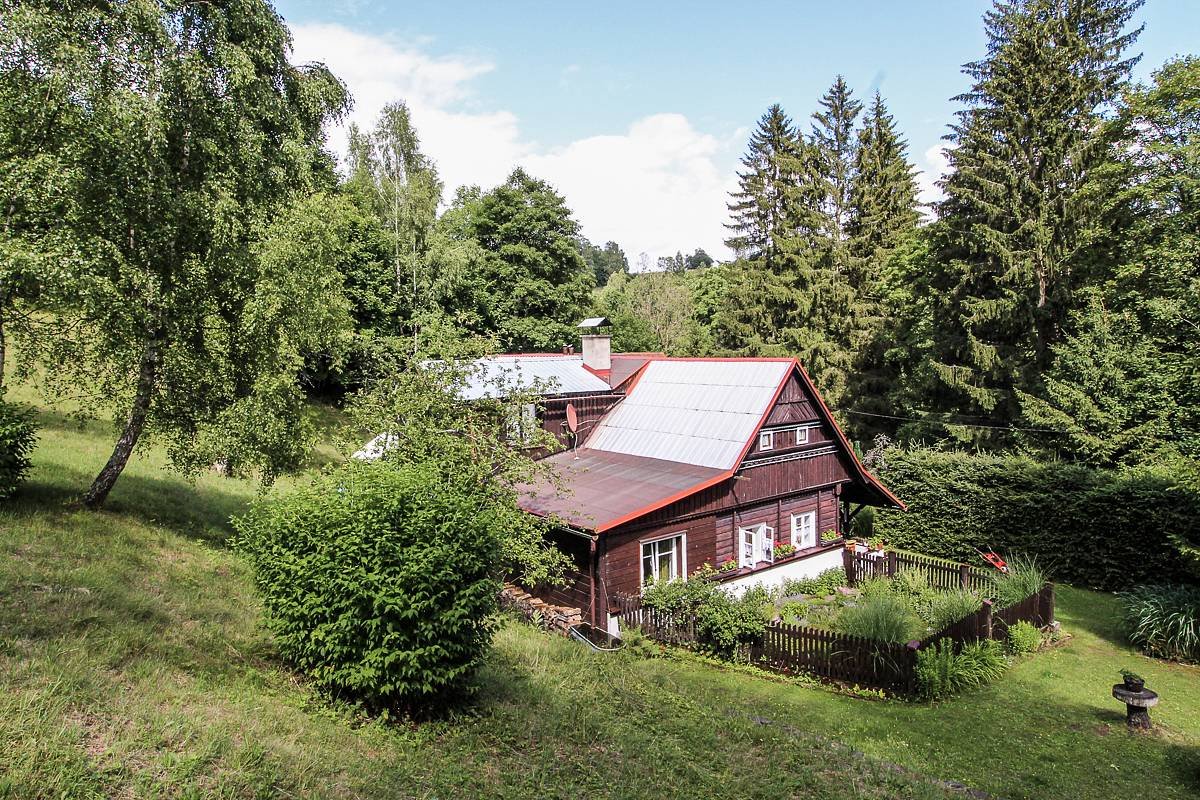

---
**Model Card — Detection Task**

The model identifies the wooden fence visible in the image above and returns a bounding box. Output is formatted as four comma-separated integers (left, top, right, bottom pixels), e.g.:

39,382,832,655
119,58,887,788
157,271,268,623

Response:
613,581,1055,694
846,548,996,594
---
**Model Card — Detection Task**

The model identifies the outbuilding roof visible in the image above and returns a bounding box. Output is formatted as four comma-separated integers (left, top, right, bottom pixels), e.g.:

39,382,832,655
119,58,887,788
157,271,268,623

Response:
458,354,612,400
582,359,792,469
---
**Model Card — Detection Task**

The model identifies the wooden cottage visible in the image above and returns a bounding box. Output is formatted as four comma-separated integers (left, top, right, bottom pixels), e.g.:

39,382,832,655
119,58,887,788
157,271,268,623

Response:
507,322,905,633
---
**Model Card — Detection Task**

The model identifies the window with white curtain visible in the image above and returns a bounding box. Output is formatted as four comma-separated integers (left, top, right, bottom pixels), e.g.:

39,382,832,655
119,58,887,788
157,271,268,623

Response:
791,511,817,549
641,534,684,584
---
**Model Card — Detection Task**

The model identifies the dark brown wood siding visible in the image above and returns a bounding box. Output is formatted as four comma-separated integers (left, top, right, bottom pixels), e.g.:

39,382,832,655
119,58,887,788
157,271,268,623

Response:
530,393,623,458
764,373,820,425
601,487,842,600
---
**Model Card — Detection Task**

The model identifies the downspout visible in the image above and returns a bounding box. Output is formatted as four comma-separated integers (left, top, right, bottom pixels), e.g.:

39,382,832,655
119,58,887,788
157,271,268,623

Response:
589,537,597,627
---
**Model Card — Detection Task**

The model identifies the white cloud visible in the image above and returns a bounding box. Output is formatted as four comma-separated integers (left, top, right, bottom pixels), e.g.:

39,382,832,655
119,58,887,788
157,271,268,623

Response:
289,23,736,262
522,115,736,263
917,143,951,213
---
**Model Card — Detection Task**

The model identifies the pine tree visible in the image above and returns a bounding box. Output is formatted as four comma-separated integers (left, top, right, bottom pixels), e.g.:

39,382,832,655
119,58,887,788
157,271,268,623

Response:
925,0,1143,438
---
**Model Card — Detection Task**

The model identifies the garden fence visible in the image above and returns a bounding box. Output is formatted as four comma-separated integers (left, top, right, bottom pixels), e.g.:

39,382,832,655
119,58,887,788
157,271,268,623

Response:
614,581,1055,694
846,548,996,594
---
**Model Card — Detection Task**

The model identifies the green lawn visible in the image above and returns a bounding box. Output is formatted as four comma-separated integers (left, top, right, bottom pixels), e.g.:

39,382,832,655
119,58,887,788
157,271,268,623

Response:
1,387,1198,799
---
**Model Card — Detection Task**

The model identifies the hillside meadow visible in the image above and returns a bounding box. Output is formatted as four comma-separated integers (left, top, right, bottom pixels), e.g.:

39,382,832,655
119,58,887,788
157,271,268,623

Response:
0,386,1197,799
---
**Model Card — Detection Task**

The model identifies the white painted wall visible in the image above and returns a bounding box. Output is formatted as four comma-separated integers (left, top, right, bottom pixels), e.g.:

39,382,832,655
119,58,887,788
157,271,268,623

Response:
719,547,845,598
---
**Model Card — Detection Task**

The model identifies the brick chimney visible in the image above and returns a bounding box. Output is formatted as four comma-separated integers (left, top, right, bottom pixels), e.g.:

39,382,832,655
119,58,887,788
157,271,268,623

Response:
577,317,612,372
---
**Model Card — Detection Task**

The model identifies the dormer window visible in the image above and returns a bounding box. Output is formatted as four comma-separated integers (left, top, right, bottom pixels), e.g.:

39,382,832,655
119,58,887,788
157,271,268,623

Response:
759,430,774,451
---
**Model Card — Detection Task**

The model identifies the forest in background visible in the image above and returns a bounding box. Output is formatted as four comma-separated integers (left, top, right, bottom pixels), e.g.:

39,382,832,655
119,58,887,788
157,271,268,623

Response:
2,0,1197,508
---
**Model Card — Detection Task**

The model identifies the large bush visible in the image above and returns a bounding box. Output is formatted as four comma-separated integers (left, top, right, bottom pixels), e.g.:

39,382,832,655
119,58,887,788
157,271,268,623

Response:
235,461,501,714
872,449,1200,589
0,400,36,499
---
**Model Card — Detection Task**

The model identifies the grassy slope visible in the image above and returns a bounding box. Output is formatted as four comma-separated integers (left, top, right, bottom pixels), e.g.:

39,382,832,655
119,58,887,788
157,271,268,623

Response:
1,388,1198,799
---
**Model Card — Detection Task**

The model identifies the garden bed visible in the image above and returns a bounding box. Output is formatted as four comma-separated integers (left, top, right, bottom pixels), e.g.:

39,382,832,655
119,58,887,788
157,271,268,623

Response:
617,553,1056,696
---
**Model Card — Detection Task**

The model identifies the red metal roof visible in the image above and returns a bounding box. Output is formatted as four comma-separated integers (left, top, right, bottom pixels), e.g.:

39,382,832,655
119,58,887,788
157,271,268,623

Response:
516,449,725,532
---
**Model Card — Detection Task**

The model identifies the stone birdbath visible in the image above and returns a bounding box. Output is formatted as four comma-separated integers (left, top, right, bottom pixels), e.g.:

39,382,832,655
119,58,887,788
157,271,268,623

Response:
1112,676,1159,730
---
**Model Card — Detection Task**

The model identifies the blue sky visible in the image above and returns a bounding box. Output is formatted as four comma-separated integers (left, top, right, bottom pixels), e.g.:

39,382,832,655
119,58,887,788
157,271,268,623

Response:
275,0,1199,263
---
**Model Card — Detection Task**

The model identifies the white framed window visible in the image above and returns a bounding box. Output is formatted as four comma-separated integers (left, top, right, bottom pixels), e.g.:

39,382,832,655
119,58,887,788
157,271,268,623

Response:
791,511,817,550
738,524,775,568
642,533,686,585
796,427,810,445
758,430,774,451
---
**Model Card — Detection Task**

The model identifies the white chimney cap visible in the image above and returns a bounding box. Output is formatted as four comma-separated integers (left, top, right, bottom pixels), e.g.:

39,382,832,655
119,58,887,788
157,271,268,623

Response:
577,317,611,329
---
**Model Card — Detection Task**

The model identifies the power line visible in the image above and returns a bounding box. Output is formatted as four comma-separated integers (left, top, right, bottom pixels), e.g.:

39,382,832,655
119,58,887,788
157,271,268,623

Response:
838,408,1074,435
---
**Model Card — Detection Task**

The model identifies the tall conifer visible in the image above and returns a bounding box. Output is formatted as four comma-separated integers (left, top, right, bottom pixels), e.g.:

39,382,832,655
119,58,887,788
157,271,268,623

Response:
811,76,863,250
925,0,1143,438
725,105,805,272
844,92,922,434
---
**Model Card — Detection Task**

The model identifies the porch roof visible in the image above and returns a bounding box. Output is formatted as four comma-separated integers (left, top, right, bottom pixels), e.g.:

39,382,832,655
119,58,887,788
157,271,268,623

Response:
516,449,725,532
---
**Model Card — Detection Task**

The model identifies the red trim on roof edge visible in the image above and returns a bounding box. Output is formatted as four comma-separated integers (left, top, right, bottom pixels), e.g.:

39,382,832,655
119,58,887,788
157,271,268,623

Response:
788,361,907,511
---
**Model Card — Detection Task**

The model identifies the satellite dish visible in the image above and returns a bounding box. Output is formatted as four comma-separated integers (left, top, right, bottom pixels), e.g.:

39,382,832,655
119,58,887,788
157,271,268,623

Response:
566,402,579,433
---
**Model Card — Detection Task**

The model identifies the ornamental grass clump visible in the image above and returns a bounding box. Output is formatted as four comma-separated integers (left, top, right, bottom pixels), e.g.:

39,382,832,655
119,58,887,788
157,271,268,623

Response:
924,590,983,633
834,595,923,643
993,554,1045,609
1118,584,1200,662
235,461,502,716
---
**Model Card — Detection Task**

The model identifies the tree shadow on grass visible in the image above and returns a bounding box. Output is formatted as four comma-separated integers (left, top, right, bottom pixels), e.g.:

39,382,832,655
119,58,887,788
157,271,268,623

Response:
6,462,254,548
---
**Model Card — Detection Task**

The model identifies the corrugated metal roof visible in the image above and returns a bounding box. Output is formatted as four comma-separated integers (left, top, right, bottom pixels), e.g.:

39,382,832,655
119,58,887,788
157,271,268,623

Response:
583,359,791,469
459,355,612,400
517,449,725,531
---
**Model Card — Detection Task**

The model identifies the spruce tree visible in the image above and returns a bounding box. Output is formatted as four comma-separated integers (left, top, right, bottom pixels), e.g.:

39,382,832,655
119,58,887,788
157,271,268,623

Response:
724,104,806,272
811,76,863,250
844,92,922,436
847,92,921,271
926,0,1143,439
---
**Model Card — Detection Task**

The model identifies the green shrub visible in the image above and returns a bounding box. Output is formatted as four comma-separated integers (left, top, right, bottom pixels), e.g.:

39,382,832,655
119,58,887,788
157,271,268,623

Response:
891,570,939,610
993,555,1046,609
1007,620,1042,655
914,639,956,700
871,448,1200,589
234,461,501,715
642,576,763,659
915,638,1008,700
0,400,37,499
1118,584,1200,662
853,575,893,602
618,625,661,658
834,595,923,643
782,567,847,597
924,590,983,632
779,600,808,625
